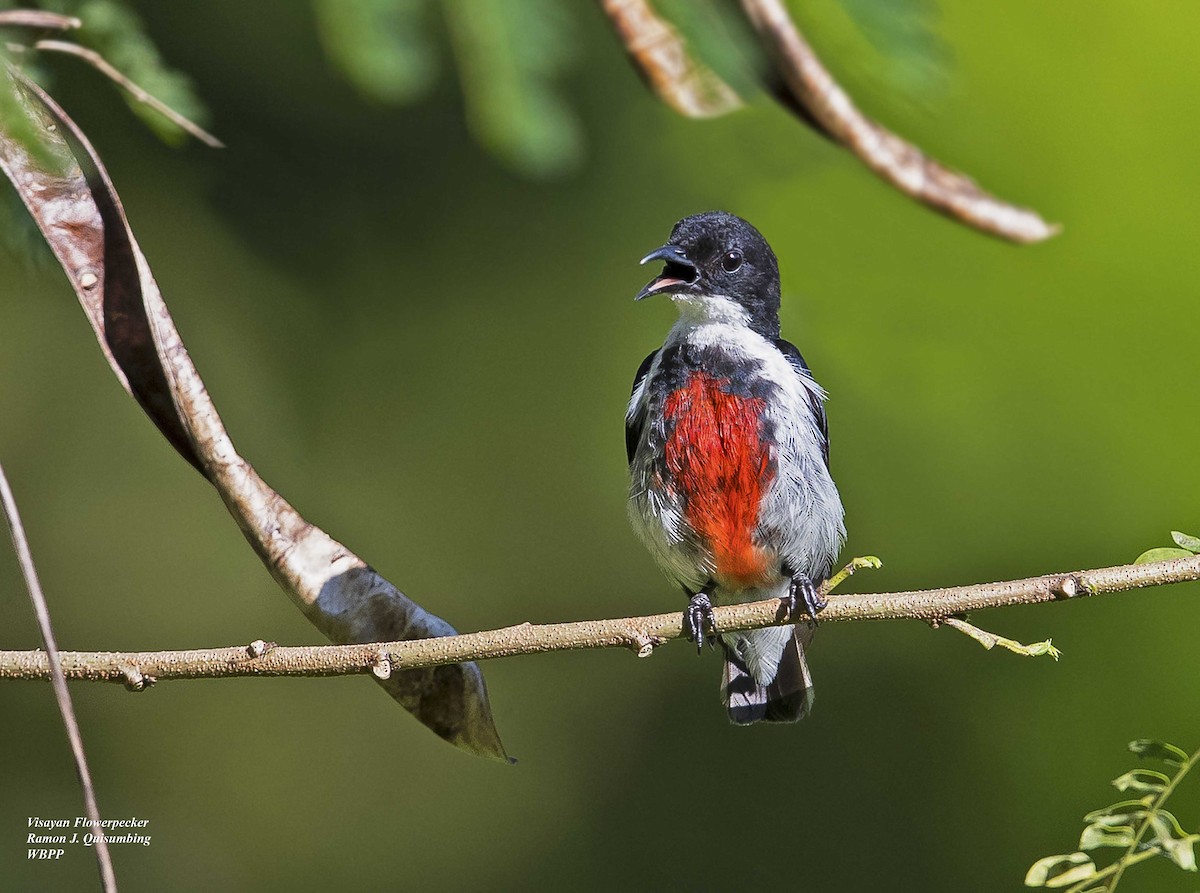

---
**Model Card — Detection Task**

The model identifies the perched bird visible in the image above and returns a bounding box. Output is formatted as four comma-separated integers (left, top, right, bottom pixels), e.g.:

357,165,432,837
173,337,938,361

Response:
626,211,846,724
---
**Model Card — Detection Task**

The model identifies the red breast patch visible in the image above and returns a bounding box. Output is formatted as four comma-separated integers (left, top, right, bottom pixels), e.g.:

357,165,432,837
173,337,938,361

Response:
663,372,776,587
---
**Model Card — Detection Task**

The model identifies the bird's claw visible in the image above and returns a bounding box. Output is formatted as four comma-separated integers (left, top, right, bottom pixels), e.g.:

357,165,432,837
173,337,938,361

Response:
684,592,716,654
783,574,827,620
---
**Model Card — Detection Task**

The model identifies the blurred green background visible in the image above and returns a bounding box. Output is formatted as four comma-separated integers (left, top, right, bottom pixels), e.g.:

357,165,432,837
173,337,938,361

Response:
2,1,1198,890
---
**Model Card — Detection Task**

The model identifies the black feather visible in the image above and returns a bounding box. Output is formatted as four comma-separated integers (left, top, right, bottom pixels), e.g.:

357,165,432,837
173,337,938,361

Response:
625,350,659,465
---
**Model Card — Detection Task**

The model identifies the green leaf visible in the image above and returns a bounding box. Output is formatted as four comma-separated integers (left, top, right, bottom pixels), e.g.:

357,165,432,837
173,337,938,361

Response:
1079,821,1134,850
1111,768,1170,794
784,0,954,107
656,0,762,98
1171,530,1200,553
1084,800,1152,823
442,0,581,178
1135,547,1192,564
314,0,439,105
1025,853,1097,888
1148,811,1200,871
1128,739,1189,766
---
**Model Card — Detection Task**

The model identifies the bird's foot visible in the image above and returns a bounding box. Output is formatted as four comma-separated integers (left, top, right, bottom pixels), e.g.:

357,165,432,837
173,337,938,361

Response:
684,592,716,654
783,573,827,620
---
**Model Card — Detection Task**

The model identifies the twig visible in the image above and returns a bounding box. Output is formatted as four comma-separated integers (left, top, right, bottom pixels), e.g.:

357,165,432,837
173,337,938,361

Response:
942,616,1061,659
1,555,1197,684
1106,745,1200,893
739,0,1059,244
597,0,742,117
32,40,223,148
1062,846,1162,893
0,462,117,892
825,554,881,591
0,11,81,31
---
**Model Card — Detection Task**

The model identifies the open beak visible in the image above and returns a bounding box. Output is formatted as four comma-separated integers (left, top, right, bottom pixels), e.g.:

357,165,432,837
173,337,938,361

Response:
636,244,699,300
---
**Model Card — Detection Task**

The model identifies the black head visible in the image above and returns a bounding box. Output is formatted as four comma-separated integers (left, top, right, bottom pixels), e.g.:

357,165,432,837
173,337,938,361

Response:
637,211,782,338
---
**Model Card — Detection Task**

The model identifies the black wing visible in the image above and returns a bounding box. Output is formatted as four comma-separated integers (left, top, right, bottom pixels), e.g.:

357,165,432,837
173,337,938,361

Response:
774,339,830,470
625,350,659,465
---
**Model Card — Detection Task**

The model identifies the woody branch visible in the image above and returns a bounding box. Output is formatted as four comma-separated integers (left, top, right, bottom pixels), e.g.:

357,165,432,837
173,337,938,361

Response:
2,555,1197,684
599,0,1059,244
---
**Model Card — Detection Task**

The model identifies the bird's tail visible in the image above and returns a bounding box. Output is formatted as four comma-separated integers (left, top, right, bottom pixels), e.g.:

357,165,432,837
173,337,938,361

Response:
721,623,816,725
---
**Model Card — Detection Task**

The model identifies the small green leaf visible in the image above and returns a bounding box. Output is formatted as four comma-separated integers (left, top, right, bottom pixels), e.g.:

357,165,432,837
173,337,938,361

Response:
1025,852,1097,888
1128,739,1189,766
1079,821,1134,850
1111,768,1170,794
1084,800,1152,823
315,0,439,105
1135,547,1193,564
1150,808,1189,838
442,0,581,178
1085,811,1147,829
1148,812,1200,871
820,0,954,101
1014,638,1062,660
1171,531,1200,553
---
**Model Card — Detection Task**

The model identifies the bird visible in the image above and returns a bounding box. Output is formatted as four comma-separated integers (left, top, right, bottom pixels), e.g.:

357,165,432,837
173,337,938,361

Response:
625,211,846,724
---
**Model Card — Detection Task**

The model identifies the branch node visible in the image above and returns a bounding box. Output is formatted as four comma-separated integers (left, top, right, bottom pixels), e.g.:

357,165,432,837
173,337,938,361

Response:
370,653,392,680
119,665,152,691
245,639,270,659
1053,574,1083,598
629,634,666,658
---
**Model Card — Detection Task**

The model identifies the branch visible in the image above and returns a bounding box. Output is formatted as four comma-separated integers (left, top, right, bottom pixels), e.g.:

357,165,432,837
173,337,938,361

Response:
597,0,1058,242
0,462,117,892
0,63,507,759
3,556,1198,683
739,0,1059,244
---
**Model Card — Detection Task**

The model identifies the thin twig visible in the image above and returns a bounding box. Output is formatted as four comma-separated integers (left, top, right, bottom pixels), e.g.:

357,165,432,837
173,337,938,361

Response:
739,0,1059,244
942,616,1061,659
0,462,117,892
1062,846,1163,893
824,554,881,591
0,11,81,31
597,0,742,117
33,39,223,148
1,555,1197,684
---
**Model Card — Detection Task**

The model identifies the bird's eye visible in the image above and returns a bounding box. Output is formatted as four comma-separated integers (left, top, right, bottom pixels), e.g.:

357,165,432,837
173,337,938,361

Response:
722,250,743,273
